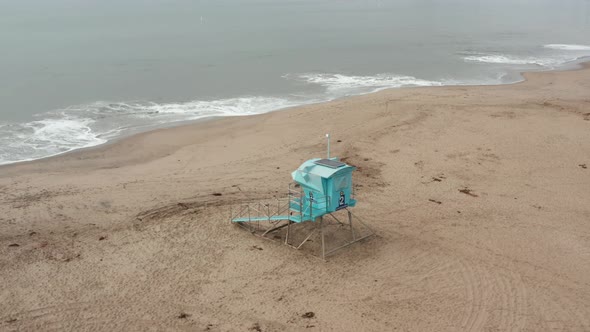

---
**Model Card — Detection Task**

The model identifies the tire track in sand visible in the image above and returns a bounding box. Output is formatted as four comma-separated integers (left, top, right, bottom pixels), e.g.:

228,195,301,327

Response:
457,258,529,331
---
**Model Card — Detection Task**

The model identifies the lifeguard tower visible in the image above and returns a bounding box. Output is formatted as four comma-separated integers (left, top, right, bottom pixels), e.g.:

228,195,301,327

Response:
230,137,374,259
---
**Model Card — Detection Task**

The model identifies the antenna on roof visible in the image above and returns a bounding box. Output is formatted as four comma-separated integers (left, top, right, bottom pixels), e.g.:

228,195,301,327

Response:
326,133,330,159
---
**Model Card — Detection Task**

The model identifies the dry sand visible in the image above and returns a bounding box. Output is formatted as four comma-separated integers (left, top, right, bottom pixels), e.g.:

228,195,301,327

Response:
1,64,590,331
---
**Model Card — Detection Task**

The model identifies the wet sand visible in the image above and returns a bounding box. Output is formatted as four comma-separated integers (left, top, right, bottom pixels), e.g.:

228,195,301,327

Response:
1,64,590,331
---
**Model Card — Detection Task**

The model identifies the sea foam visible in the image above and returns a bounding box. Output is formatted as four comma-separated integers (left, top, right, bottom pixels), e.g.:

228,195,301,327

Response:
287,73,443,95
0,117,106,165
544,44,590,51
463,43,590,67
462,54,567,67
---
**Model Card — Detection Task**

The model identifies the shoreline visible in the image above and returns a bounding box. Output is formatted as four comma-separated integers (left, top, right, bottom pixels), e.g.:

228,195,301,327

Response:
2,58,589,170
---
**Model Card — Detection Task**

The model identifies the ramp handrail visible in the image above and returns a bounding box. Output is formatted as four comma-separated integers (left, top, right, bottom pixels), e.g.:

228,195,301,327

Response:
231,186,331,223
230,196,291,223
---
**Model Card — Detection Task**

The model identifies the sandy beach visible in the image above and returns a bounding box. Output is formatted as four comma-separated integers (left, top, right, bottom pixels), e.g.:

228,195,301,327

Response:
1,63,590,331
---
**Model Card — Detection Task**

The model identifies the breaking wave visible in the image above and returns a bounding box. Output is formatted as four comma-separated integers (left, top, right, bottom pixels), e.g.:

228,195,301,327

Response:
0,117,107,166
285,73,444,95
463,43,590,68
543,44,590,51
462,53,570,67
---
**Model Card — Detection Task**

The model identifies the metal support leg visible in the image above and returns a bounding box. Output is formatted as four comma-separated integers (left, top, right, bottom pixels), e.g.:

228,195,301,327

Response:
262,221,290,237
320,216,325,260
348,210,355,240
295,229,317,250
285,220,291,245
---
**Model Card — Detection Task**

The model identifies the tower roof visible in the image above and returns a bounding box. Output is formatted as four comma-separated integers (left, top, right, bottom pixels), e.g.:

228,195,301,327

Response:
291,158,355,191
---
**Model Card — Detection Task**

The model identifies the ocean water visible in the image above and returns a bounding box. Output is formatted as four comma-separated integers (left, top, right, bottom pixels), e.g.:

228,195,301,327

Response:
1,0,589,165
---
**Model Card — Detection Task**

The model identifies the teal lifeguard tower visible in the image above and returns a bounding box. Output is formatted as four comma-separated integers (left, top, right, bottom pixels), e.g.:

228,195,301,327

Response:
290,158,356,221
231,136,374,259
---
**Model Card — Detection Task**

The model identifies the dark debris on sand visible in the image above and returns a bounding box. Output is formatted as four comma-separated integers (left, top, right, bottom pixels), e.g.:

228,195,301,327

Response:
459,188,479,197
302,312,315,319
177,312,190,319
250,322,262,331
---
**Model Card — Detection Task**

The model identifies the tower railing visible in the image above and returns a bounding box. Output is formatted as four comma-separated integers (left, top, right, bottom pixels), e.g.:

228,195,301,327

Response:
288,183,330,221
